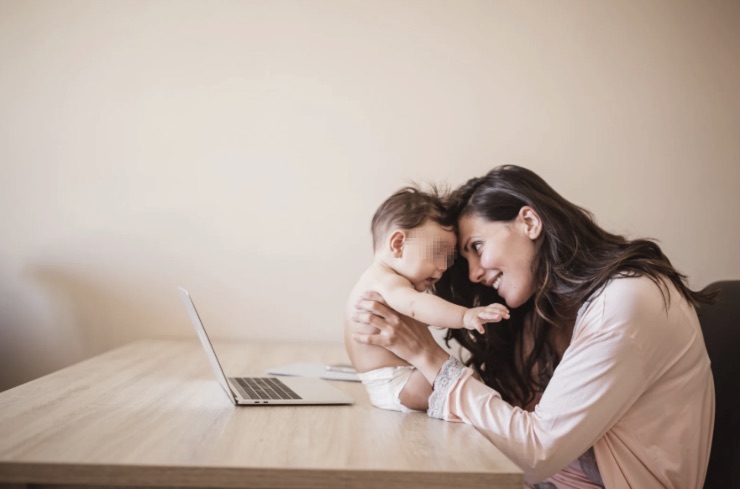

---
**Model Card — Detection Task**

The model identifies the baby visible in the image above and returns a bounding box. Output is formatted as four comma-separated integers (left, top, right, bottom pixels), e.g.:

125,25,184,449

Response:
344,186,509,412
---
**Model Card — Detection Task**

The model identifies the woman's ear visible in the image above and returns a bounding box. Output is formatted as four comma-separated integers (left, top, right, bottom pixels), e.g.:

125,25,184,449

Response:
519,206,543,240
388,230,406,257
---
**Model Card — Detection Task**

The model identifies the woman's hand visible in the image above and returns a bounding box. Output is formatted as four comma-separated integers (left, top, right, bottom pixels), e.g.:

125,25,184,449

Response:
351,290,450,384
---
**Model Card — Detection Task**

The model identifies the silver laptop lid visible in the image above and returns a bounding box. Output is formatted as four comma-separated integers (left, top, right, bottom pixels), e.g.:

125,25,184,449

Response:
178,286,237,403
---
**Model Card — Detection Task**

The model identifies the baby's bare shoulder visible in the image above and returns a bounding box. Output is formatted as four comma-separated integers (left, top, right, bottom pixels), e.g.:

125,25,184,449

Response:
362,264,412,291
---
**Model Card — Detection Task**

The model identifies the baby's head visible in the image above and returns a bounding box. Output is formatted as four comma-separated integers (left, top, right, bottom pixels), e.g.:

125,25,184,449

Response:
371,186,457,291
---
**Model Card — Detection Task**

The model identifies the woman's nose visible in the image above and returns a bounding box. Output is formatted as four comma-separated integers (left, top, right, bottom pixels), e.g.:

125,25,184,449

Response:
468,261,485,283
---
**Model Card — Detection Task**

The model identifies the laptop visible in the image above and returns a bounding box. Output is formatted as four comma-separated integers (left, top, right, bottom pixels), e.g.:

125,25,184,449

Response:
178,287,354,406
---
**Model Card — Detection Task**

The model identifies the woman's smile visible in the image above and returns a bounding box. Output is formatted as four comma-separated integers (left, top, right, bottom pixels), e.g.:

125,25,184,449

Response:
488,272,503,290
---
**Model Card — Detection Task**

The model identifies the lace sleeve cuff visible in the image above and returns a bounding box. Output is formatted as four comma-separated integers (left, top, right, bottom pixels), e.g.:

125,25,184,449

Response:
428,355,466,419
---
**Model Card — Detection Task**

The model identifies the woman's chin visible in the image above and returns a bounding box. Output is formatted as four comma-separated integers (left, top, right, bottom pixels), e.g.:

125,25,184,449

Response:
499,289,521,309
501,288,535,309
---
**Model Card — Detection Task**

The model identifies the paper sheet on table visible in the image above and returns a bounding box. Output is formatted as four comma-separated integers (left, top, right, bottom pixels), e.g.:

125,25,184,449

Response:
266,362,361,382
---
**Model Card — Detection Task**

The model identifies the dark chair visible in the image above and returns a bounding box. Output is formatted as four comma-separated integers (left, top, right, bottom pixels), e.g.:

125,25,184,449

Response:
698,280,740,489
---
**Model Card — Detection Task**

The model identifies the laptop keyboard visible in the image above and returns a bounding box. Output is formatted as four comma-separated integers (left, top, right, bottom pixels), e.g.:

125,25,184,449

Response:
232,377,302,400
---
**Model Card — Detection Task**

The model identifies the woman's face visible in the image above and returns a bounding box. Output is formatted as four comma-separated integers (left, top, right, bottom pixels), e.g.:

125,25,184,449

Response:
457,208,542,308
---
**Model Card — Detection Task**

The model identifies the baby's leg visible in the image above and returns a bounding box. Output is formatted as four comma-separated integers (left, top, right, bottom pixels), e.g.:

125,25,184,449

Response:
398,369,432,411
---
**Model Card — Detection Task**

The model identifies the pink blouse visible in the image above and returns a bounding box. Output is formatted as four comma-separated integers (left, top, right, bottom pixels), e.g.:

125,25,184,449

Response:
428,276,714,488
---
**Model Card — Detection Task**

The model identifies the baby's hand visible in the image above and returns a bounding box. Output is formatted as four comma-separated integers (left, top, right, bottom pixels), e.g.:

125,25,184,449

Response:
463,303,510,334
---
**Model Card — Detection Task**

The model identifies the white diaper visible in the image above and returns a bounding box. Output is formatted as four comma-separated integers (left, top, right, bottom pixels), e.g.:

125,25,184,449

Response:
357,366,421,413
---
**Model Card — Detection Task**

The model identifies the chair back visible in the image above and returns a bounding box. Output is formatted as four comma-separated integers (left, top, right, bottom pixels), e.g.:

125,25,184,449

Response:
698,280,740,489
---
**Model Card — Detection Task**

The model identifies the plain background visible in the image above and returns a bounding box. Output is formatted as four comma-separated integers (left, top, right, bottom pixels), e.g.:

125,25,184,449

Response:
1,0,739,392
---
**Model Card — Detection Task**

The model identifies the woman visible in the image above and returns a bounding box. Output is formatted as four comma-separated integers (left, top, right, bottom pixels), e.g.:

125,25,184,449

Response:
352,165,715,488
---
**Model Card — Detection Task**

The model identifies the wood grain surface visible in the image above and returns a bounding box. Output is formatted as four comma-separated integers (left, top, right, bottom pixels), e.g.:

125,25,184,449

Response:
0,339,522,488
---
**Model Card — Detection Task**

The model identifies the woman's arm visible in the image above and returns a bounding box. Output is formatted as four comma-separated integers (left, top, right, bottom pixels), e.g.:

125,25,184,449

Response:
353,283,654,484
431,326,646,483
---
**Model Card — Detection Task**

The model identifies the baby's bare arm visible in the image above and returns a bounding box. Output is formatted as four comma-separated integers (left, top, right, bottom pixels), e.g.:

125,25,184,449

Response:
376,275,468,327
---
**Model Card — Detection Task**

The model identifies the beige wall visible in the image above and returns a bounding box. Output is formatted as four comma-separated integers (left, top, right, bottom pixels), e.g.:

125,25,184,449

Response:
1,0,739,391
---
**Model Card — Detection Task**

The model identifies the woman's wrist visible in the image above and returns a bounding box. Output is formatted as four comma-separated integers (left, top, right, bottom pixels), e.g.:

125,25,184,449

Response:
427,355,466,420
413,346,451,385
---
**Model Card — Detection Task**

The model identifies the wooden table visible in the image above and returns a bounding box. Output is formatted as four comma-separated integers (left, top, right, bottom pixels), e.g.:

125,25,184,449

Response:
0,339,522,489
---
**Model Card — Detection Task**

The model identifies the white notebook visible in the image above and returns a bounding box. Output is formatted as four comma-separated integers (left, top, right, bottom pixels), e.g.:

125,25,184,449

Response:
267,362,361,382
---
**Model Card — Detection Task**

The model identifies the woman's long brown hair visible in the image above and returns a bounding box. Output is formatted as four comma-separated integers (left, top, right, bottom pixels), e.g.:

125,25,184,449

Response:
434,165,715,409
